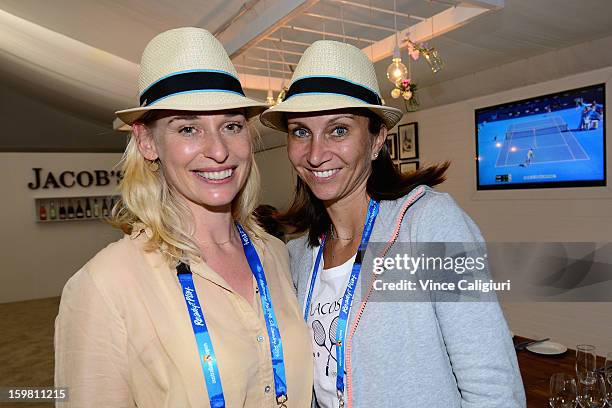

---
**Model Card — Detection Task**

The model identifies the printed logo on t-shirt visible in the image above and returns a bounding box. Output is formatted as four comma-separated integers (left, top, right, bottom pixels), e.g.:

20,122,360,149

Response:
307,251,355,408
310,304,341,376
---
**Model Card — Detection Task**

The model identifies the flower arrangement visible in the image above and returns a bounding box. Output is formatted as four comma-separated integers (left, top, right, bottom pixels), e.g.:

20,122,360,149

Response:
391,78,419,111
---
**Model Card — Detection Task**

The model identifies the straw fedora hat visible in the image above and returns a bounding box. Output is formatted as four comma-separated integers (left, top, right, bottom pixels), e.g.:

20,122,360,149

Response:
116,27,266,125
260,40,403,131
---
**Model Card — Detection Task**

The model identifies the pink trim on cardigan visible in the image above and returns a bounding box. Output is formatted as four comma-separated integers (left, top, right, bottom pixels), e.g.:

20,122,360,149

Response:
344,186,426,408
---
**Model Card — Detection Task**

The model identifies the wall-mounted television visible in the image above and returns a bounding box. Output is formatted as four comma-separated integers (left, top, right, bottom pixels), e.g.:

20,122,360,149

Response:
475,83,606,190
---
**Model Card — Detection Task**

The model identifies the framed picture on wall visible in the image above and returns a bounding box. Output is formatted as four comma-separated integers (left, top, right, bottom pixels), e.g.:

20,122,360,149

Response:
398,122,418,160
400,161,419,174
386,132,397,160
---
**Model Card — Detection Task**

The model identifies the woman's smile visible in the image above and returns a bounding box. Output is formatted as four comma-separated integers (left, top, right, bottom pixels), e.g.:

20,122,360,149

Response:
192,166,236,183
310,168,341,180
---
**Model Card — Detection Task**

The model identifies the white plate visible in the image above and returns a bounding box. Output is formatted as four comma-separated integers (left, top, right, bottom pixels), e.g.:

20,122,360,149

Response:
526,341,567,355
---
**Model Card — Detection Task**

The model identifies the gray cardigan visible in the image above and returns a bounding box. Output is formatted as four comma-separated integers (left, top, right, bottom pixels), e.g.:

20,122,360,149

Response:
287,186,526,408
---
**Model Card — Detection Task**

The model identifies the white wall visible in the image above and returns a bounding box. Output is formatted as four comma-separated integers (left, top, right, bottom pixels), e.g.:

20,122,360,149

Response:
394,66,612,353
0,153,123,303
255,145,295,209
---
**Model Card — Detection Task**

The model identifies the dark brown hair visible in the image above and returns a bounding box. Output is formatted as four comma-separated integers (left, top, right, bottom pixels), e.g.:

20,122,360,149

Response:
276,109,449,246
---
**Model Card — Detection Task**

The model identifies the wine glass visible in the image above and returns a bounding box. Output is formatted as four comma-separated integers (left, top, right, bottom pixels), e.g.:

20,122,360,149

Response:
576,372,606,408
549,373,577,408
576,344,597,382
604,352,612,405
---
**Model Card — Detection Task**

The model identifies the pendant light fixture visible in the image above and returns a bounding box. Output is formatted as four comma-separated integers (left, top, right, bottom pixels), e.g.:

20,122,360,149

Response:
276,29,289,104
265,49,275,106
386,0,407,86
392,28,419,112
423,15,444,73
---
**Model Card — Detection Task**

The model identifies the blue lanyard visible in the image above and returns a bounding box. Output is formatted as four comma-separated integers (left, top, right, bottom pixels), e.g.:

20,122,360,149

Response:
177,224,288,408
236,223,288,406
177,264,226,408
303,199,380,407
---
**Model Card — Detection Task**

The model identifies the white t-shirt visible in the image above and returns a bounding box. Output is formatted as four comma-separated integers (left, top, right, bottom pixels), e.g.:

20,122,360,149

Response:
305,247,357,408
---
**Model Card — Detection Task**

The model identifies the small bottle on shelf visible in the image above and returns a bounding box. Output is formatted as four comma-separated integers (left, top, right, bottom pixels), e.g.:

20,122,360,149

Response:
93,198,100,218
102,198,109,217
76,200,84,218
85,199,92,218
67,200,75,219
59,201,66,220
39,203,47,221
49,201,57,220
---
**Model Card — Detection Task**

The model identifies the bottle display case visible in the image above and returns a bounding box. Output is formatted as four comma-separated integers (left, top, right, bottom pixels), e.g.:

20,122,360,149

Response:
35,195,120,222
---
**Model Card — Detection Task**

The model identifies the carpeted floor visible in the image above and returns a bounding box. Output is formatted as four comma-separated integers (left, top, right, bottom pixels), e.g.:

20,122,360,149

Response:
0,297,59,407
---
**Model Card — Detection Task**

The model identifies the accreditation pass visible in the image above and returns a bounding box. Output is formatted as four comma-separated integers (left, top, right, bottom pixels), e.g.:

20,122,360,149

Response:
0,387,68,402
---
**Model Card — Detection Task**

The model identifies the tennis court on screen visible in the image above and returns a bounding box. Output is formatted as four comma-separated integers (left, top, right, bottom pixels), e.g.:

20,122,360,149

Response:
494,115,589,168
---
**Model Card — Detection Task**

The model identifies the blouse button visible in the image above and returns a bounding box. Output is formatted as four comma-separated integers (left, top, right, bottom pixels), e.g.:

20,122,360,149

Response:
257,335,264,343
264,385,271,393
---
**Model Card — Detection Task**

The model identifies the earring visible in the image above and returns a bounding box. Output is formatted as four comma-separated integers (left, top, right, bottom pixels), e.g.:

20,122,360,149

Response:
372,152,379,160
148,159,159,172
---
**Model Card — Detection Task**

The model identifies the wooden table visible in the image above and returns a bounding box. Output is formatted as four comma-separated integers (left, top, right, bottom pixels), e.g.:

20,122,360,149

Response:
514,336,606,407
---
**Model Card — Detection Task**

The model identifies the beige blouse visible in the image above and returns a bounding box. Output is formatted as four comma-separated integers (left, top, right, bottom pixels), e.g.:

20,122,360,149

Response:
55,229,313,407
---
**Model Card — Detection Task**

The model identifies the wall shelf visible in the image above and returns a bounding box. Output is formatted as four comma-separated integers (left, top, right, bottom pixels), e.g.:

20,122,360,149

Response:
35,195,119,223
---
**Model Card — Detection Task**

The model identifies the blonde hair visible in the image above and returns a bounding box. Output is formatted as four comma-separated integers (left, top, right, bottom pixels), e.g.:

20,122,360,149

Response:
111,117,264,265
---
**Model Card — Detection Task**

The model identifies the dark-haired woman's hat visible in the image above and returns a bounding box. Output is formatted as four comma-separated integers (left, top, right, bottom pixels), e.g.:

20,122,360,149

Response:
116,27,266,125
260,40,403,131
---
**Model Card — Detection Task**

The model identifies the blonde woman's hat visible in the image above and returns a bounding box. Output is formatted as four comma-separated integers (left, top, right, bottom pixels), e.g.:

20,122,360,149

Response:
116,27,266,125
260,40,403,131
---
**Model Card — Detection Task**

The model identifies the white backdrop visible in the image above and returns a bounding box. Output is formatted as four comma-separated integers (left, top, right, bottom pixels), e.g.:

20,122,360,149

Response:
0,153,123,303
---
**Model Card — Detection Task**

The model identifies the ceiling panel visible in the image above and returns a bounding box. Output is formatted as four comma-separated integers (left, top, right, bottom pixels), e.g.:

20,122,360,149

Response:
0,0,245,62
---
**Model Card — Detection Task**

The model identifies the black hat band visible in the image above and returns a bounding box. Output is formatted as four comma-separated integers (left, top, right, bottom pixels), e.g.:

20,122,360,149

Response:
284,76,382,105
139,70,245,107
